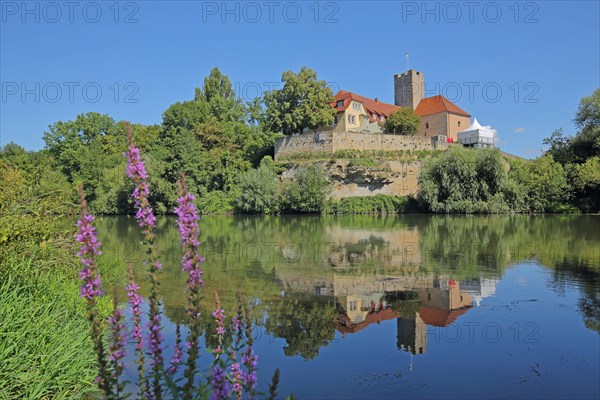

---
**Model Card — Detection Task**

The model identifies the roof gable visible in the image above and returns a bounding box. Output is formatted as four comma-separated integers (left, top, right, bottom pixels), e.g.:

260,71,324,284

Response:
415,95,471,117
333,90,400,121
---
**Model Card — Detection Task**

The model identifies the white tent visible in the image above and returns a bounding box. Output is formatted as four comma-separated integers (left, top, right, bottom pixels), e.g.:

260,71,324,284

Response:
457,118,495,148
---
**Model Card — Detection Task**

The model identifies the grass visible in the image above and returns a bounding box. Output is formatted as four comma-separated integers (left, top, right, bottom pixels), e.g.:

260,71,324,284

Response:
0,272,97,400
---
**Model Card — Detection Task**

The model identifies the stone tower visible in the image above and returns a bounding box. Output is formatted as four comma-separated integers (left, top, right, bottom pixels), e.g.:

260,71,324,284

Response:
394,69,425,110
396,313,427,355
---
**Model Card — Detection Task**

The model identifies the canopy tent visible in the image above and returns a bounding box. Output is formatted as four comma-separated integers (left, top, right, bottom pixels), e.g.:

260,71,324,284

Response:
457,118,495,148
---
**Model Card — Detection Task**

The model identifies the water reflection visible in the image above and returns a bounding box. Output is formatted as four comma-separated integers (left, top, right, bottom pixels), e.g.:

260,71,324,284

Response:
97,215,600,398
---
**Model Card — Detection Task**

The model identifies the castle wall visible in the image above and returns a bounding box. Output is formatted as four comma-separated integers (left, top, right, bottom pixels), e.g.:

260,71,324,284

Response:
332,131,436,152
274,130,448,160
274,131,334,160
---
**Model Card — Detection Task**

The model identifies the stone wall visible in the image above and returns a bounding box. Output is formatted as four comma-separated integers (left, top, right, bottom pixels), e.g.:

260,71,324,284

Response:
332,131,438,152
274,131,333,159
274,130,446,160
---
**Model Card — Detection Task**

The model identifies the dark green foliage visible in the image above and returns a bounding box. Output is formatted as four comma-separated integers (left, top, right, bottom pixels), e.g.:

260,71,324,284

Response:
281,164,331,213
236,157,280,214
263,67,335,135
264,295,337,360
324,195,411,215
29,67,277,216
383,108,420,135
542,88,600,212
418,148,516,213
508,155,570,212
268,369,280,400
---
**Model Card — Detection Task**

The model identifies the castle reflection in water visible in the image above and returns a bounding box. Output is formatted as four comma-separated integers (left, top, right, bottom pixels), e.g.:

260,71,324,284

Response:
277,268,497,355
274,224,499,356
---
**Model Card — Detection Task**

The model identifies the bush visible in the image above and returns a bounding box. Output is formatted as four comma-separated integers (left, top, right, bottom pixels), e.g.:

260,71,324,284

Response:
509,155,570,212
281,164,331,213
418,148,516,213
324,195,410,214
197,190,236,215
235,157,280,214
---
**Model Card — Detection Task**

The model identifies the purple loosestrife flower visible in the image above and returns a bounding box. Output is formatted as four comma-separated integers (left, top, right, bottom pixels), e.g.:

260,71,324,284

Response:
76,186,110,396
127,278,144,352
167,324,183,376
76,214,103,300
209,366,230,400
124,143,156,229
124,126,164,399
175,175,206,398
212,294,226,358
148,313,164,367
174,177,204,290
230,362,243,400
127,265,147,397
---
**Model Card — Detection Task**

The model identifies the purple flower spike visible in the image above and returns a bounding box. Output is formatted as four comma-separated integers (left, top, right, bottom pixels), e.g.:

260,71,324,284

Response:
124,137,155,229
209,366,231,400
76,191,103,300
174,178,204,290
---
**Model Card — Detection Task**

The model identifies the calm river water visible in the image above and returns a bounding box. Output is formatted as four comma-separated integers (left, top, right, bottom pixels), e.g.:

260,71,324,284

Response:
97,215,600,399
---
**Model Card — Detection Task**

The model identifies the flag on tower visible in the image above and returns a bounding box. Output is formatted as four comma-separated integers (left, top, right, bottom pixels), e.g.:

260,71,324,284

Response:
404,52,409,58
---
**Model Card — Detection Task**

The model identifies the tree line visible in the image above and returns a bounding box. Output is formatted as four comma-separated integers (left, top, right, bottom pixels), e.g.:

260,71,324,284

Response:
1,67,598,214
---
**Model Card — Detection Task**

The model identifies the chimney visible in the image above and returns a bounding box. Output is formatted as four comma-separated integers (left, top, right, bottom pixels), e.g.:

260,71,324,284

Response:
375,98,379,103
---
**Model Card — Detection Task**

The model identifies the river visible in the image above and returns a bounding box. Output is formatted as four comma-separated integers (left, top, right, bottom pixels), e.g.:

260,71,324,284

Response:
96,214,600,399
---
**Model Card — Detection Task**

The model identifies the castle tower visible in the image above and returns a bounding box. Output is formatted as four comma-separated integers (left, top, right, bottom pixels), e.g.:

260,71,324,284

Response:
394,69,424,110
396,313,427,355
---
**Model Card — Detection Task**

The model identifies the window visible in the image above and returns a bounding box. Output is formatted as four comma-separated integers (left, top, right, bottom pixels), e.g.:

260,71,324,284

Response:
381,116,385,122
333,115,338,125
361,116,369,126
352,102,361,111
458,121,461,127
372,113,377,119
349,301,357,311
347,114,356,125
336,100,344,108
425,122,429,129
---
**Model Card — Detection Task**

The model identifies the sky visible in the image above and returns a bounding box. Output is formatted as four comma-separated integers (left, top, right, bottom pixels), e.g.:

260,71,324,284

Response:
1,0,599,158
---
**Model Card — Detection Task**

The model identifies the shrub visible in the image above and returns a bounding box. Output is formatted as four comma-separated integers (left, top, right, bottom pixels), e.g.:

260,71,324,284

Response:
509,155,570,212
324,195,409,214
235,157,280,214
281,164,331,213
418,148,514,213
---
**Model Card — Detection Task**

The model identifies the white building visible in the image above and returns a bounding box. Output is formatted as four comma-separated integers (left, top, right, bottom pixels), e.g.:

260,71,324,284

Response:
457,118,496,148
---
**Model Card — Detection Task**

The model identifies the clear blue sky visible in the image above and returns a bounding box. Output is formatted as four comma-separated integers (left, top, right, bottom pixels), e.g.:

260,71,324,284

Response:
1,0,598,158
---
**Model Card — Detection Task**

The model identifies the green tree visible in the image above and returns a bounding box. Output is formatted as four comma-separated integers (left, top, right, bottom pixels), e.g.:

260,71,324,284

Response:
572,156,600,212
236,157,280,214
263,67,335,135
383,108,420,135
509,155,570,212
264,295,337,360
194,67,246,123
282,164,331,213
418,148,514,213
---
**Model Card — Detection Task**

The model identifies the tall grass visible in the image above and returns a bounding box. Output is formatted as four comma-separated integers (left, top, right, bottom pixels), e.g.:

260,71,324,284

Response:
0,273,96,399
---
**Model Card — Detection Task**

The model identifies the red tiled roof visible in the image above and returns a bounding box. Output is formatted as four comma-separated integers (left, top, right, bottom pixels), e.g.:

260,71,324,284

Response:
414,95,471,117
333,90,401,123
335,308,400,335
418,305,472,327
